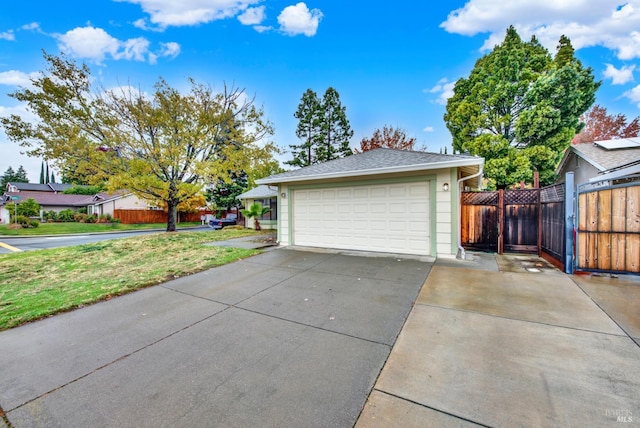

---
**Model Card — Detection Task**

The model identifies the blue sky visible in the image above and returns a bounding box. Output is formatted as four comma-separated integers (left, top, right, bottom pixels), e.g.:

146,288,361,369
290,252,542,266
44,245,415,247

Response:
1,1,639,181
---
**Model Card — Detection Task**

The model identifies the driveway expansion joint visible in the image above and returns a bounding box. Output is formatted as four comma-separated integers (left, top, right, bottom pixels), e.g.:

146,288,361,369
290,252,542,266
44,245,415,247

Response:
415,302,630,338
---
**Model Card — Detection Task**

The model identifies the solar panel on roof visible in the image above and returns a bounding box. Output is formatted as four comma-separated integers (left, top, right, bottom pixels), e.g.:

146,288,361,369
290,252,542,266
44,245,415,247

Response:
594,138,640,150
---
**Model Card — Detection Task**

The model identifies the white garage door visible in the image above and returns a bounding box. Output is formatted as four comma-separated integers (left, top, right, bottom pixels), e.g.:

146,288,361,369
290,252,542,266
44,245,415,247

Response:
292,181,431,255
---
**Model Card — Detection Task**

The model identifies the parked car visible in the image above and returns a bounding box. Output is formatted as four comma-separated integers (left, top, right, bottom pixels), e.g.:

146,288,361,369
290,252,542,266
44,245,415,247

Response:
209,213,237,230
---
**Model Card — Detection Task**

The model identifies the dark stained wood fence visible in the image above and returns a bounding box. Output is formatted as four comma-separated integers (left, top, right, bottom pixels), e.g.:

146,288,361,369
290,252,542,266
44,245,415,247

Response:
503,189,539,253
540,183,566,269
577,180,640,274
461,192,499,252
462,185,565,265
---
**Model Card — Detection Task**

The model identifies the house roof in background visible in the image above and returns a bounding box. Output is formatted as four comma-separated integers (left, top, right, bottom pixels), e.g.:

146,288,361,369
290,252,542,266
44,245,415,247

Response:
566,138,640,172
6,182,74,192
237,185,278,200
2,191,92,207
257,148,483,184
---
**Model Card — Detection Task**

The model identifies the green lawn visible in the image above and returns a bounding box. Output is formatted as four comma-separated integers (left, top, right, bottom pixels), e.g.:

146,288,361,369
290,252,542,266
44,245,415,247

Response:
0,221,202,236
0,229,265,331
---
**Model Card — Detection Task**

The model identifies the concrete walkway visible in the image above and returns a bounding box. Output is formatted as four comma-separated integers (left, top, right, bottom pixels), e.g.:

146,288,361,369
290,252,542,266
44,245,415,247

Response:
356,253,640,427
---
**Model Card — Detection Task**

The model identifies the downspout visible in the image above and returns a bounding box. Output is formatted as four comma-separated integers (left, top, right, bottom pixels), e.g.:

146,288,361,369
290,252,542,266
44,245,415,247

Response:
456,165,484,260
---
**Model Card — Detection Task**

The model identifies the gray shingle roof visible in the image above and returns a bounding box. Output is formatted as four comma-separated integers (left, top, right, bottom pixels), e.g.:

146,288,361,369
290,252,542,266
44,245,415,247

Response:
571,139,640,172
258,148,482,184
237,185,278,200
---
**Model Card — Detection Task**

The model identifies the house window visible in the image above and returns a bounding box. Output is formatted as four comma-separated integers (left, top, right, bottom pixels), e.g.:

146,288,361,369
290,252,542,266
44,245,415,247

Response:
87,205,95,215
255,198,277,221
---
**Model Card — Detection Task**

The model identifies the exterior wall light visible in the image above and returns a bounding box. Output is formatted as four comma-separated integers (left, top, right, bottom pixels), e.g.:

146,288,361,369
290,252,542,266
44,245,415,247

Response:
281,193,287,199
442,183,449,191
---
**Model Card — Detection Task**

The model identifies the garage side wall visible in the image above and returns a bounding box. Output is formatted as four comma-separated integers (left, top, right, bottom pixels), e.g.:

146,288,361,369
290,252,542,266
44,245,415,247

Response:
277,168,458,256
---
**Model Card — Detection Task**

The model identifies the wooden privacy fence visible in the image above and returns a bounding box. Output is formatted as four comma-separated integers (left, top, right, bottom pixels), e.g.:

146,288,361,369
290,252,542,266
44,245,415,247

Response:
577,180,640,274
461,184,567,269
540,183,566,267
113,209,211,224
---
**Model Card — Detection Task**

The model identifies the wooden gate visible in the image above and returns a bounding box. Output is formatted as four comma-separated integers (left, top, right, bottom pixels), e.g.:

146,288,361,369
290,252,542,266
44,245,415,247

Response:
461,189,541,254
461,191,499,252
503,189,539,253
577,179,640,274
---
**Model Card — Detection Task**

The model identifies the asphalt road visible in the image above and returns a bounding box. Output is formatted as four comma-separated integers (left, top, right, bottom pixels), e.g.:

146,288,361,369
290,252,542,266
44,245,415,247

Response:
0,226,211,254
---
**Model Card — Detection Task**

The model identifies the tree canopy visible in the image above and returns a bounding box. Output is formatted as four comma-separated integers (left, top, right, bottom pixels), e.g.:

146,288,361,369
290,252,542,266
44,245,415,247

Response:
0,52,277,231
444,27,600,188
572,104,639,144
355,125,420,153
287,87,353,167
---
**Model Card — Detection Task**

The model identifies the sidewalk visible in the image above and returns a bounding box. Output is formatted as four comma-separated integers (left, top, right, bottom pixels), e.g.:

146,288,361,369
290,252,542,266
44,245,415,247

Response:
356,253,640,427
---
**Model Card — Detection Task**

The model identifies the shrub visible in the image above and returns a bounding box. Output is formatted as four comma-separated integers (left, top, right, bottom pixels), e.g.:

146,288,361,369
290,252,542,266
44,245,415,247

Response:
14,216,39,228
74,213,88,223
43,210,58,222
86,214,97,223
57,209,76,222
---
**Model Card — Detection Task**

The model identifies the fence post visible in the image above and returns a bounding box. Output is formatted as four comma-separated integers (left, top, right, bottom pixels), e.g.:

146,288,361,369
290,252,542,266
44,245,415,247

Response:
564,172,575,274
498,189,504,255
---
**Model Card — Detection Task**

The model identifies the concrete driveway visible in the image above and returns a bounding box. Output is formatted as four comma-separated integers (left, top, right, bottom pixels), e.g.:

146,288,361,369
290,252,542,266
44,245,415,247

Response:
0,249,431,428
357,254,640,427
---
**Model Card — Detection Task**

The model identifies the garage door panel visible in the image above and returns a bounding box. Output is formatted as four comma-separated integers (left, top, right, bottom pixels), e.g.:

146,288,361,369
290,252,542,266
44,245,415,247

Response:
292,181,431,256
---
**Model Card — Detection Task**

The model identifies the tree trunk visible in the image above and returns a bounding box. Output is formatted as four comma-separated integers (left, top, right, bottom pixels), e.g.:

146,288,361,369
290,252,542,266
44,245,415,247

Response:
254,217,261,231
166,201,178,232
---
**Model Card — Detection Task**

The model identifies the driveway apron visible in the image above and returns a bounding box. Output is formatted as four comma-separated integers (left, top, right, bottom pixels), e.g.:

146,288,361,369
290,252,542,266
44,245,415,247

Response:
0,249,431,428
358,262,640,427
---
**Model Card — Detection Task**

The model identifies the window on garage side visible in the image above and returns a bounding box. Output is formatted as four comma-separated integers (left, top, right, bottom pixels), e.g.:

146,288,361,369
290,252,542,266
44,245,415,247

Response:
255,198,277,221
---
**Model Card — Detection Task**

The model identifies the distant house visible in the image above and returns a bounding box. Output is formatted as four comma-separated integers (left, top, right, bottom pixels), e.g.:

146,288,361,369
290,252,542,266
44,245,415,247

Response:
556,137,640,188
0,182,153,224
237,185,278,230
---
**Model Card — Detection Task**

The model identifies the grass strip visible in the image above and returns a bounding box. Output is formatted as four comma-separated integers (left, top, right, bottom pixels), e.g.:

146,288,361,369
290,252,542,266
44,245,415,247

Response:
0,229,263,330
0,222,203,236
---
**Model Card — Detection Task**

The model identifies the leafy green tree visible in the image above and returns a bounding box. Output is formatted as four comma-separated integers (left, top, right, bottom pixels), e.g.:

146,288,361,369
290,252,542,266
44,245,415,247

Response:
18,198,41,217
240,202,270,230
444,26,599,188
63,184,105,195
0,52,276,231
287,87,353,167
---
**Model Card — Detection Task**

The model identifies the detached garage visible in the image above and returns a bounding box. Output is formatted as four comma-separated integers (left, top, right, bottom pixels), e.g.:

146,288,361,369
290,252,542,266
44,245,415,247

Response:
257,148,484,257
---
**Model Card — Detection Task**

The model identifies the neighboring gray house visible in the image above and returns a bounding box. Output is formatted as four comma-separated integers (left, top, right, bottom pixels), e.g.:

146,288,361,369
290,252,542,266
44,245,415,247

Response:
556,138,640,187
237,185,278,230
257,148,484,257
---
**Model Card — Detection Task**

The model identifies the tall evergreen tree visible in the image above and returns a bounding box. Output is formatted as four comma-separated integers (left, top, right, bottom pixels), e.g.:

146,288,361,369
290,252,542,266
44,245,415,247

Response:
15,165,28,182
40,161,45,184
444,26,599,188
50,170,56,183
317,87,354,161
45,163,50,184
287,89,322,168
287,87,353,167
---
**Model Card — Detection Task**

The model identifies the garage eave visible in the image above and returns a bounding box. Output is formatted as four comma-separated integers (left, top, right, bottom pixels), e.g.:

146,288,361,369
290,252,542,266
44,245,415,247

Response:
258,158,484,185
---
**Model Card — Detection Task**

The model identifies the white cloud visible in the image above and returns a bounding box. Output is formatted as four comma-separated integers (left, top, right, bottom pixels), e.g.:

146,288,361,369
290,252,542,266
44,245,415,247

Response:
158,42,181,58
0,30,15,41
238,6,265,25
623,84,640,106
428,78,456,105
440,1,640,60
120,0,260,28
278,2,323,37
56,26,179,64
57,27,121,63
21,22,41,31
253,25,272,33
604,63,635,84
423,126,435,132
0,70,38,87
